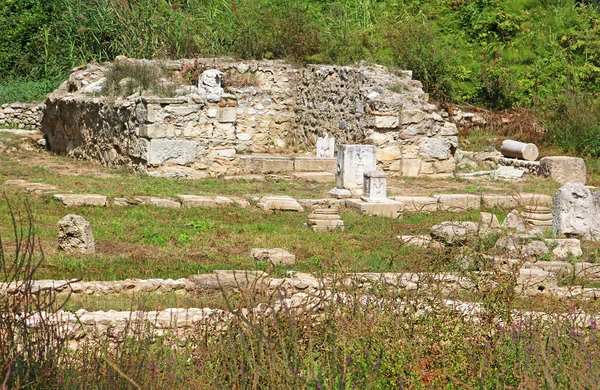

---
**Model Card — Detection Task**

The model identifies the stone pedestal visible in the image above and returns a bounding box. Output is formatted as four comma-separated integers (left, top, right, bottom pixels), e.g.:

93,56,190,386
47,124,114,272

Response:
361,170,387,203
307,208,344,232
336,145,377,190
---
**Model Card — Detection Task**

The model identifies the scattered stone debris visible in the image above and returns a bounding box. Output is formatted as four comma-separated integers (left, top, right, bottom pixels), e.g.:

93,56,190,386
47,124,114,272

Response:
399,235,444,249
57,214,95,254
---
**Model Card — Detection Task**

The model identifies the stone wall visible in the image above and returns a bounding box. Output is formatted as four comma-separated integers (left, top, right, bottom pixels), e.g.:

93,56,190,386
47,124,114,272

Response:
42,58,456,178
0,103,42,129
294,65,457,177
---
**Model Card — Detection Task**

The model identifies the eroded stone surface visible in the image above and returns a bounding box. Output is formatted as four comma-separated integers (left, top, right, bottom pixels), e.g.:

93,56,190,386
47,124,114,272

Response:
430,221,478,244
54,194,107,207
540,156,586,184
58,214,95,254
251,248,296,266
553,183,600,239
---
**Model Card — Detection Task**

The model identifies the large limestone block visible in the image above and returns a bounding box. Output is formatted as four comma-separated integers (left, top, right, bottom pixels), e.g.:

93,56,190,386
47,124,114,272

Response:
257,196,304,212
336,145,377,189
239,156,294,174
540,156,586,184
552,183,600,239
54,194,107,207
58,214,95,254
420,138,451,160
147,139,198,165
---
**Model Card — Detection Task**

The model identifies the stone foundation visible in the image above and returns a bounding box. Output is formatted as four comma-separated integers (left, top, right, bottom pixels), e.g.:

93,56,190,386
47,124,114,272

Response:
0,103,42,129
41,58,457,177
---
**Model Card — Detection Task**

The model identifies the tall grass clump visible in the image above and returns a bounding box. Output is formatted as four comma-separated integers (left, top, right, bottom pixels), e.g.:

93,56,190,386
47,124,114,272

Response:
0,197,69,388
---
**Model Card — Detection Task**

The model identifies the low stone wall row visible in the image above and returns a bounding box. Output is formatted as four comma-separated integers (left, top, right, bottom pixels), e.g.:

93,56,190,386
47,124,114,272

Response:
4,265,600,300
49,191,553,213
0,103,43,129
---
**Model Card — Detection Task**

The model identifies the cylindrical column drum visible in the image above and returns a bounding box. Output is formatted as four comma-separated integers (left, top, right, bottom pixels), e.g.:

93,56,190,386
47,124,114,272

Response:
500,140,539,161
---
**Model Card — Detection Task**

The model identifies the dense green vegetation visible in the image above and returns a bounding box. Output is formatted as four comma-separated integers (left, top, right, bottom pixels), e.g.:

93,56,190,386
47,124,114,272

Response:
2,0,600,155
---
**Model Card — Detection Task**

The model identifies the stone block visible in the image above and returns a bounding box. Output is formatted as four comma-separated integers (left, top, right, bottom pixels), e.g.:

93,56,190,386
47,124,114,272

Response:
298,199,344,210
148,197,181,208
251,248,295,266
328,188,352,199
546,238,582,261
574,262,600,280
540,156,586,184
177,195,234,208
552,183,600,240
373,113,400,129
239,155,294,174
345,199,403,219
292,172,335,183
336,144,377,189
420,138,451,160
147,139,198,165
478,212,501,236
257,195,304,212
517,268,557,295
217,107,237,123
401,109,427,125
58,214,95,254
54,194,107,207
435,194,480,211
294,157,337,173
393,196,438,212
140,123,176,138
502,210,527,233
129,137,149,160
482,195,521,209
402,159,421,177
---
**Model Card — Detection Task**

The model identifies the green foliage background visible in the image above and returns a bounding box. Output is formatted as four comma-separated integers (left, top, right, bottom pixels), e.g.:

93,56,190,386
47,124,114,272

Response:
2,0,600,154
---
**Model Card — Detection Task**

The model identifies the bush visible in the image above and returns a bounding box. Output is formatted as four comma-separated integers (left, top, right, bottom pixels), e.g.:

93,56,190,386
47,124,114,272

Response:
541,92,600,157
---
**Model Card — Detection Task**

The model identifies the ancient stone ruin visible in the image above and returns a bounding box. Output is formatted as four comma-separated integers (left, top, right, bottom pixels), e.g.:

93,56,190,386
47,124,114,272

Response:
41,58,458,178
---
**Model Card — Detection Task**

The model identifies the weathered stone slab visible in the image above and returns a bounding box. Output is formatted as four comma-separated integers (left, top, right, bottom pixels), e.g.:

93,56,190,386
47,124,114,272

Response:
298,198,344,210
552,183,600,239
177,195,234,208
434,194,480,211
336,144,377,190
222,174,265,182
239,155,294,174
345,199,403,219
292,172,335,183
148,197,181,208
54,194,107,207
294,157,337,173
328,188,352,199
147,139,198,165
574,263,600,280
393,196,438,212
58,214,95,254
478,212,501,236
251,248,296,266
517,268,557,295
540,156,586,184
257,195,304,212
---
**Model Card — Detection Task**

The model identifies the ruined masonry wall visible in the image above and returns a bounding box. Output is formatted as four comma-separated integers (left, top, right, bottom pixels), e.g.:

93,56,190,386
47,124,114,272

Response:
294,65,458,177
0,103,42,129
41,59,457,177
